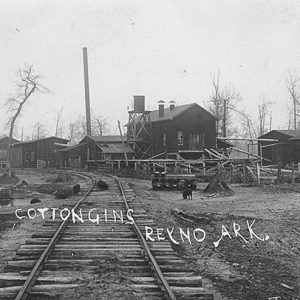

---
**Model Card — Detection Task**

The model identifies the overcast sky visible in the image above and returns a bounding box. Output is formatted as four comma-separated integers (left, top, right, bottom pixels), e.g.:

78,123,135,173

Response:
1,0,300,139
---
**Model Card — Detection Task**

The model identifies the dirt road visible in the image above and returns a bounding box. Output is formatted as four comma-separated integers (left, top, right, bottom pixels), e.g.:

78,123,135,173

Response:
130,180,300,300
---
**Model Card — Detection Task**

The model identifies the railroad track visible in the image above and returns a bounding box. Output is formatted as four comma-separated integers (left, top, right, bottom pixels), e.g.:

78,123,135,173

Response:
0,172,214,299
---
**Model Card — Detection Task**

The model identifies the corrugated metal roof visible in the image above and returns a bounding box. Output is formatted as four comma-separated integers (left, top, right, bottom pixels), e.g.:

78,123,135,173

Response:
97,143,133,154
59,143,86,152
86,135,127,143
149,103,217,122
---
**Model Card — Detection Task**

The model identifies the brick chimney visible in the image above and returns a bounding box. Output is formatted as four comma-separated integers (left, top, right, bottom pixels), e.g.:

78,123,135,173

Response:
169,100,175,111
158,100,165,117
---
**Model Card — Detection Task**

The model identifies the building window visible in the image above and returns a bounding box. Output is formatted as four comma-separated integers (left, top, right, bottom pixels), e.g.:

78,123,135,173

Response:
177,131,183,146
189,133,204,149
163,133,166,147
104,153,111,161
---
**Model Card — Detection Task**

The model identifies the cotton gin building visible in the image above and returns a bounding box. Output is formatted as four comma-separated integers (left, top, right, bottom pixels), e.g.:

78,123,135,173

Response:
127,96,217,159
10,137,68,168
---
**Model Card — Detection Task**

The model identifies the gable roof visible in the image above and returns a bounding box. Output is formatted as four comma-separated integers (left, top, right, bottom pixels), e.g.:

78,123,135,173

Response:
0,136,19,144
259,130,300,139
11,136,68,146
97,143,133,154
274,130,300,137
81,135,127,144
149,103,217,122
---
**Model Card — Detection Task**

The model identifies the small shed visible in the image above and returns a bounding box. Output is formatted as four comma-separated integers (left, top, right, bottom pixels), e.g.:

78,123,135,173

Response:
258,130,300,164
60,135,133,168
10,137,69,168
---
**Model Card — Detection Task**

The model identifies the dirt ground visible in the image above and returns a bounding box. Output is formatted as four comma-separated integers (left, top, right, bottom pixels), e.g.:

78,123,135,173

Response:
1,170,299,299
0,169,89,273
129,180,300,300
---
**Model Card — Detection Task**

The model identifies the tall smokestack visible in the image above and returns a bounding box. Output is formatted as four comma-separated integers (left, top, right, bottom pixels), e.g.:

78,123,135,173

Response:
83,47,92,136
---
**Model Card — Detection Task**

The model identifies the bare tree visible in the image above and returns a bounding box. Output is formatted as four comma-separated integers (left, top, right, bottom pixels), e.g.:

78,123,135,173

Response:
221,87,240,137
238,110,257,139
286,71,300,129
66,121,77,144
65,113,110,144
54,107,64,137
258,97,273,136
32,122,48,139
208,71,240,137
65,115,87,144
5,65,48,167
209,70,222,133
91,110,109,136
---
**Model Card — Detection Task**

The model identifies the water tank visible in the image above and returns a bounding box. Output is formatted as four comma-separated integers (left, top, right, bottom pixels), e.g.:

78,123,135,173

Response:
133,95,145,112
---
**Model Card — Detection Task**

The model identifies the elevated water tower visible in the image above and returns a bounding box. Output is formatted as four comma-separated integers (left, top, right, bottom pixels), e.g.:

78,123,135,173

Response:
127,96,152,158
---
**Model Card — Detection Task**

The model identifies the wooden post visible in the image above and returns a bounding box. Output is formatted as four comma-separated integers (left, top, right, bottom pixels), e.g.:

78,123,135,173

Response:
277,161,282,184
87,147,90,161
292,162,295,188
134,162,137,171
118,120,128,167
256,163,260,185
247,143,250,160
259,143,263,166
117,160,120,170
243,161,246,183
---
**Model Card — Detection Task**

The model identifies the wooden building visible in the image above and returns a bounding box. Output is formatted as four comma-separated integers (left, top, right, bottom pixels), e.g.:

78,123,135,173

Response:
0,136,19,169
59,135,133,168
258,130,300,164
0,136,19,151
127,97,217,159
10,137,68,168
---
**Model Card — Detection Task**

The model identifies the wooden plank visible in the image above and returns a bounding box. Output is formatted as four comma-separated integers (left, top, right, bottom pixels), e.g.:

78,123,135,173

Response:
0,284,84,298
232,147,271,162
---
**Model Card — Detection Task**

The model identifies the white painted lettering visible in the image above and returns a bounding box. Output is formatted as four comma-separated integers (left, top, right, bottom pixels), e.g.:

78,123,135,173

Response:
213,225,232,247
193,228,206,242
145,226,155,241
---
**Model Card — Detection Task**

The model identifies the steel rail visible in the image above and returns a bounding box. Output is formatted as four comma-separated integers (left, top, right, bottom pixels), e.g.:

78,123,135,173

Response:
106,174,177,300
15,173,96,300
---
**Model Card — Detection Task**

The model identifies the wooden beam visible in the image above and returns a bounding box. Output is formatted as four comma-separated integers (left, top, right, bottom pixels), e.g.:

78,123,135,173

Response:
218,137,279,142
204,148,222,159
232,147,271,162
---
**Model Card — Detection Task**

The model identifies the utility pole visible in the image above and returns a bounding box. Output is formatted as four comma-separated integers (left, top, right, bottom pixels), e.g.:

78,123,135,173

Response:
118,120,128,167
294,96,297,130
83,47,92,136
223,99,226,137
